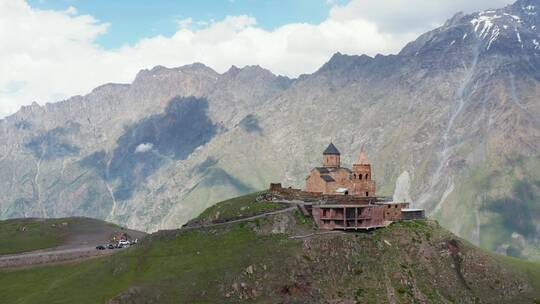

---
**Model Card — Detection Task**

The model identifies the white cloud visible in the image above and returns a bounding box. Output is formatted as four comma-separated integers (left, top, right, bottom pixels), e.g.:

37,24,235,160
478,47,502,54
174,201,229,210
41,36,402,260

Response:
0,1,109,118
0,0,515,118
135,143,154,153
175,17,193,29
64,6,77,15
330,0,514,33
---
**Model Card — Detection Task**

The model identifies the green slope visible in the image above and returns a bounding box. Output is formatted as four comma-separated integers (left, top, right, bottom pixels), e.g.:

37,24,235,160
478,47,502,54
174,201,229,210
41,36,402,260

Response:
0,218,66,254
187,192,287,226
0,225,299,304
0,217,145,255
1,193,540,303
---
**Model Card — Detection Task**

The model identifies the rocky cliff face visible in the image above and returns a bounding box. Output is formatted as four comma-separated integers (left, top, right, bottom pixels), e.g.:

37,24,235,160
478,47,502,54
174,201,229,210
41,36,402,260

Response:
0,0,539,259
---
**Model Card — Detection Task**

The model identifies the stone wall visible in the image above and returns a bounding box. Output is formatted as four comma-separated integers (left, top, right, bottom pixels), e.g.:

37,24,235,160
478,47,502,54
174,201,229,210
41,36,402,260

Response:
380,203,410,221
269,184,380,205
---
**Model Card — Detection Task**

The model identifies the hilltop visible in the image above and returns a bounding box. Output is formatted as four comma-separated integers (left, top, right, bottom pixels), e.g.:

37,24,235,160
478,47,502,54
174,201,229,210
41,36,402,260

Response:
1,193,540,303
0,217,147,268
0,217,145,255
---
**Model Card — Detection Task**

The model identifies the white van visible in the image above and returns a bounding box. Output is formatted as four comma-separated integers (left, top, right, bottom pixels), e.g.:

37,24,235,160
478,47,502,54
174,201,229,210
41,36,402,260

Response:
118,240,130,247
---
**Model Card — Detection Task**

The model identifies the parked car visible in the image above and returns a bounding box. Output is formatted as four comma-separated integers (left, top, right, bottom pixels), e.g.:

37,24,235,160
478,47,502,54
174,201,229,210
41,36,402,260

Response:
96,245,106,250
107,244,115,249
118,240,130,247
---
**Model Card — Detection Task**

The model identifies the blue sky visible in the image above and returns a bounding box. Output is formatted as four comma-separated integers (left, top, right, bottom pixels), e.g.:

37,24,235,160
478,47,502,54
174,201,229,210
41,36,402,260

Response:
28,0,348,49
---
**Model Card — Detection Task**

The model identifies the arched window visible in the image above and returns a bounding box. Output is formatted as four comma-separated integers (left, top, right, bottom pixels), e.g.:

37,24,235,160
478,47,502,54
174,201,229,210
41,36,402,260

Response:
359,174,362,180
365,174,369,180
353,174,356,179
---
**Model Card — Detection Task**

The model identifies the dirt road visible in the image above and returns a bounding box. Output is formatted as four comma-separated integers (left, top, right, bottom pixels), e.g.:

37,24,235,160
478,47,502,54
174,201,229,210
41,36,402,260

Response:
0,245,125,269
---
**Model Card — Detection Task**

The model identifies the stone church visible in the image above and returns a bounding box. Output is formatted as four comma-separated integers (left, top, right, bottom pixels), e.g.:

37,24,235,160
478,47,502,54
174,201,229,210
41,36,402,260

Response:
305,143,376,197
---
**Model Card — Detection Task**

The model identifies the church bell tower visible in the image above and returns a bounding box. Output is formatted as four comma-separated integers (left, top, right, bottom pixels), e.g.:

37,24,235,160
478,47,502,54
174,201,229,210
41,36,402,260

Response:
351,148,376,196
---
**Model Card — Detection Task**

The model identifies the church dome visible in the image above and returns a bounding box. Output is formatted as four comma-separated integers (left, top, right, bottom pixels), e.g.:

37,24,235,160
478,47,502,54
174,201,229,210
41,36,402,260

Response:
323,143,341,155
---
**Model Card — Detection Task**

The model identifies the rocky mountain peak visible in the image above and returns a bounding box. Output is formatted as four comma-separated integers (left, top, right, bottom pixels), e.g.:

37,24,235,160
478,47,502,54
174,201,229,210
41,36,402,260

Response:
223,65,276,80
444,12,467,27
220,65,293,94
467,0,538,52
513,0,539,28
89,83,131,95
514,0,540,8
400,0,539,62
133,63,219,84
317,52,374,73
225,65,241,75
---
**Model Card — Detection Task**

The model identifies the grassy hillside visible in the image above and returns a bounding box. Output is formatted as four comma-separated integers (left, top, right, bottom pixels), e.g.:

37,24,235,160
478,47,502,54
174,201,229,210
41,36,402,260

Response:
0,217,145,255
187,192,287,226
0,224,299,304
1,193,540,303
0,218,66,254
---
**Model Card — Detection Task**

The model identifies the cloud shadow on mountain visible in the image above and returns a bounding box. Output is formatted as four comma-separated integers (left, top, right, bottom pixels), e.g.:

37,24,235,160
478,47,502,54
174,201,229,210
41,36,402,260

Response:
25,121,81,160
238,114,263,135
80,96,218,201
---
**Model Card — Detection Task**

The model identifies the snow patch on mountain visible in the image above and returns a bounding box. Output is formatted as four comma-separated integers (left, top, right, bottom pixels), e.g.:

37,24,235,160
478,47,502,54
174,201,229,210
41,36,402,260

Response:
524,5,537,15
517,31,524,48
469,4,537,51
470,15,503,50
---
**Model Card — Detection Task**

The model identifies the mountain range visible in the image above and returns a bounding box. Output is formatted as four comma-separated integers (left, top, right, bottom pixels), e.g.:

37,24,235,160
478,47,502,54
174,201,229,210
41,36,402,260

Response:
0,0,539,260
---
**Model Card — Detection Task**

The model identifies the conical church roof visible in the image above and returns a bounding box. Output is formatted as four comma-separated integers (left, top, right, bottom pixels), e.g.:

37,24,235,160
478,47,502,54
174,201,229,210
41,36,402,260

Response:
357,148,369,164
323,143,340,155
